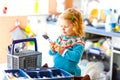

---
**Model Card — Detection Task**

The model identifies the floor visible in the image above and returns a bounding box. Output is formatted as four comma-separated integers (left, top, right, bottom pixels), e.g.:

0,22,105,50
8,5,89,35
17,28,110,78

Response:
0,64,7,80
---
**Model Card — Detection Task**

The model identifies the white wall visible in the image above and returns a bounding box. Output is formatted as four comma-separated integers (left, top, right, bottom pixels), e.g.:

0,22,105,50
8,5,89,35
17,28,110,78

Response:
0,0,49,15
73,0,120,17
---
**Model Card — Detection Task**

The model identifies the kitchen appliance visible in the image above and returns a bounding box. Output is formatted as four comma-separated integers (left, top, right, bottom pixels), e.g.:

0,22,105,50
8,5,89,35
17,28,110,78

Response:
110,37,120,80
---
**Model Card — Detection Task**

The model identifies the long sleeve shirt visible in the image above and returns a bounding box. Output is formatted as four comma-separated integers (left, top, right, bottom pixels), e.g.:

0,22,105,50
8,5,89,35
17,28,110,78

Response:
49,35,85,76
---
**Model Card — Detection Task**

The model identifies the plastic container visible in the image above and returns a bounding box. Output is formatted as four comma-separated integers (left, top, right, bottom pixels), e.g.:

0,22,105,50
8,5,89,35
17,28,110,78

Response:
7,50,42,69
4,69,32,80
24,68,74,80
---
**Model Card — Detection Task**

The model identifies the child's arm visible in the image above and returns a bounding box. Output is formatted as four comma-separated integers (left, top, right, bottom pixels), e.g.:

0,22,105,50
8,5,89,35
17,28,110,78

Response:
49,42,56,52
49,42,60,55
61,44,85,63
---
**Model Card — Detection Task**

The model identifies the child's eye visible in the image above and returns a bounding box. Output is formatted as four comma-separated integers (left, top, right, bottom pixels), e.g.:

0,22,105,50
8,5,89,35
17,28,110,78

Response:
61,25,69,28
65,25,69,28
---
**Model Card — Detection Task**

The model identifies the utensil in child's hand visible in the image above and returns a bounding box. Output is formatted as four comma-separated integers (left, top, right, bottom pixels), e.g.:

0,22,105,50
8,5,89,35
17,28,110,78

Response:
42,34,52,43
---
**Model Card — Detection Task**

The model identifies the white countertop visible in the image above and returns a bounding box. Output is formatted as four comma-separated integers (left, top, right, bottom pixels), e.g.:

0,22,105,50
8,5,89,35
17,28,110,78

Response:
0,64,7,80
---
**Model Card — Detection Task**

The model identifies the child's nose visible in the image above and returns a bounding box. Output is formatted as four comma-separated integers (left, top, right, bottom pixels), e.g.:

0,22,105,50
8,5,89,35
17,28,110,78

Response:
62,26,64,29
62,26,65,30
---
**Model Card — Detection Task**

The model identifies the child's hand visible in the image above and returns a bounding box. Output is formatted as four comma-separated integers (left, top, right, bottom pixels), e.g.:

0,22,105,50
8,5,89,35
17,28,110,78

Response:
50,42,65,55
49,42,59,52
54,44,65,55
49,42,56,52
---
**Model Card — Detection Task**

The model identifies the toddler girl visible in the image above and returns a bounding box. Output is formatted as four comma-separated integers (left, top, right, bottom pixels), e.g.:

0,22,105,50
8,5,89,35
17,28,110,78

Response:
49,8,85,76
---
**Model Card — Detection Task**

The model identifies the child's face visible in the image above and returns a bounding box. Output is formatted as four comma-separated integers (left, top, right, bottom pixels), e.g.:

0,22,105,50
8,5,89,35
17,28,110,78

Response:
59,19,75,36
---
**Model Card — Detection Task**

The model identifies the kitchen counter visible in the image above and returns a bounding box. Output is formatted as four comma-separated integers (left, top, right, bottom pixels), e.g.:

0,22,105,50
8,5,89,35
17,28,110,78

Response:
85,26,120,37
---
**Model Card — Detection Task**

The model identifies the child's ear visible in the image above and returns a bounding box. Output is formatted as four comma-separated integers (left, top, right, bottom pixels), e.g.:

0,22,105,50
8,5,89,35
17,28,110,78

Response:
72,27,75,31
72,27,76,33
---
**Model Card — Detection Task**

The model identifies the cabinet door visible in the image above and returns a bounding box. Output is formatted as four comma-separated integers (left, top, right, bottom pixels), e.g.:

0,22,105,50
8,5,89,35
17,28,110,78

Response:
49,0,73,14
65,0,73,9
49,0,57,14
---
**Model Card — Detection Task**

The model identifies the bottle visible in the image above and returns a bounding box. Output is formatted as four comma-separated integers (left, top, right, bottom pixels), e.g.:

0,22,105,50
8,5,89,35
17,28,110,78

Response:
105,14,112,32
117,15,120,24
110,9,118,31
105,9,117,32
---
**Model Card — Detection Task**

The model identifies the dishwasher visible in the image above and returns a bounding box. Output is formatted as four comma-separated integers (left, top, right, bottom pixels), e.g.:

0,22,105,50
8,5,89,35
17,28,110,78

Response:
110,37,120,80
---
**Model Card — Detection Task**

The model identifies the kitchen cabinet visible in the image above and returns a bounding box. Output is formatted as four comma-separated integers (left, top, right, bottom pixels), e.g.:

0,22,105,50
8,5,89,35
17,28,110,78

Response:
0,0,73,15
85,26,120,80
49,0,73,14
85,26,120,37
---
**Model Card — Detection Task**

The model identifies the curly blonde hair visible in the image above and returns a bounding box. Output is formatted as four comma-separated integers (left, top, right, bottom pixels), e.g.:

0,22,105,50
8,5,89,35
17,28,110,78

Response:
58,8,85,37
